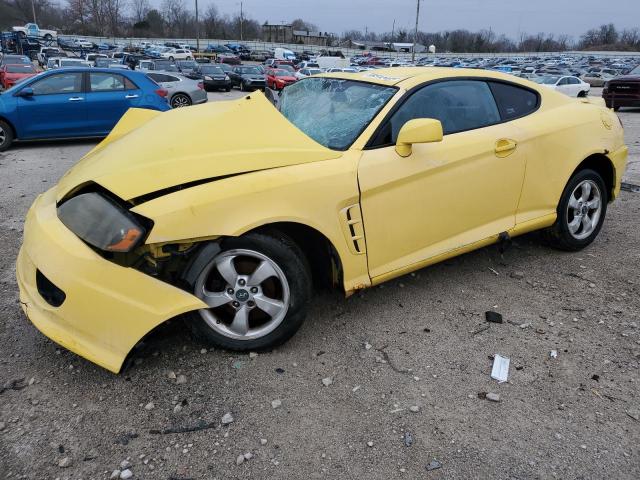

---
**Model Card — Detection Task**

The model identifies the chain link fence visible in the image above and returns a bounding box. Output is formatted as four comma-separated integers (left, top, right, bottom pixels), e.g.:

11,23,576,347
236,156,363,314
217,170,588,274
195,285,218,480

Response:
57,34,640,60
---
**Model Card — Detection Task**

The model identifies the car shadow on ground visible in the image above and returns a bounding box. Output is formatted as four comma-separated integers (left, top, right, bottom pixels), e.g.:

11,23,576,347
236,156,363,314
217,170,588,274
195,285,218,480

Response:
10,138,101,150
92,229,551,378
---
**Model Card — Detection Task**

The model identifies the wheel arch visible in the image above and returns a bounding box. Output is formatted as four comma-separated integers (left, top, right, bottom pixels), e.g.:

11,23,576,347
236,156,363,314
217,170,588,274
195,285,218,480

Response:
170,91,191,104
571,153,615,202
243,221,345,292
0,115,18,139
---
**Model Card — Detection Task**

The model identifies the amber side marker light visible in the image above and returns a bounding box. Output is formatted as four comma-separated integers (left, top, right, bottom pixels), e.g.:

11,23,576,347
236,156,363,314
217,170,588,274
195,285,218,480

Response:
106,227,145,252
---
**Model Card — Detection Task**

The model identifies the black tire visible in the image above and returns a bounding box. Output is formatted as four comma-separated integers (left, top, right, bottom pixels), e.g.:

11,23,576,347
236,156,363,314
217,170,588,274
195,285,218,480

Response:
542,169,608,251
578,91,587,98
170,93,191,108
613,106,621,112
185,231,312,351
44,34,53,41
169,56,174,61
225,86,231,92
0,120,14,152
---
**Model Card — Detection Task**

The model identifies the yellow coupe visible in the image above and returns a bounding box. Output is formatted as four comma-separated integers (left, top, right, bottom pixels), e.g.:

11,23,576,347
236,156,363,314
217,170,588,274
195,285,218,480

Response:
17,68,628,373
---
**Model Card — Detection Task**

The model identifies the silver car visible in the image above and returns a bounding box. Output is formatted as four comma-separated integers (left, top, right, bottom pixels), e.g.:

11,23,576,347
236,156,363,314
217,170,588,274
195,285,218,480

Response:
146,71,208,109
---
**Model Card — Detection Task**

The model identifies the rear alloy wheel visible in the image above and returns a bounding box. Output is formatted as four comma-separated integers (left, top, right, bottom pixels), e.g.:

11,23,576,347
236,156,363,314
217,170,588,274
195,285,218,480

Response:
0,120,14,152
186,232,312,351
542,169,607,251
171,93,191,108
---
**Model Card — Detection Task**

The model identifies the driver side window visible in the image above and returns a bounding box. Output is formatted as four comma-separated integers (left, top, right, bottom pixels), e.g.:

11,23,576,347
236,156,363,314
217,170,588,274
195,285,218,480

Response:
374,80,501,145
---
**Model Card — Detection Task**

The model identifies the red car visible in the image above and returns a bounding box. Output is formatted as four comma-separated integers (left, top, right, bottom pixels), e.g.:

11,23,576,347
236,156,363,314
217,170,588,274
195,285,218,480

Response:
266,68,297,90
0,64,38,89
216,54,241,65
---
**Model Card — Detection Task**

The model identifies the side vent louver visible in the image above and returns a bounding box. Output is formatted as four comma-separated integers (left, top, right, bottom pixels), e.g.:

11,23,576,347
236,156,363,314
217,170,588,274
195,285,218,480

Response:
340,204,366,255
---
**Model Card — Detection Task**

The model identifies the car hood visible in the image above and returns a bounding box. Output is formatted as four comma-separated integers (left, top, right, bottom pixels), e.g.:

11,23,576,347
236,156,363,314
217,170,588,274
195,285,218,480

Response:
56,92,342,202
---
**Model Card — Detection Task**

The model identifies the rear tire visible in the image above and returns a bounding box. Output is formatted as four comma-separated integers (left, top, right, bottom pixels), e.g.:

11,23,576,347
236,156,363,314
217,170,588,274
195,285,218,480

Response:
170,93,192,108
578,91,587,98
542,169,608,251
185,232,312,351
0,120,14,152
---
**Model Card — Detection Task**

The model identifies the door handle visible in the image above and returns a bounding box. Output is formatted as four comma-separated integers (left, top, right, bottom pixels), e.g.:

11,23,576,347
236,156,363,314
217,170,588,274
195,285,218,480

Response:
495,139,518,156
68,97,84,101
125,94,139,99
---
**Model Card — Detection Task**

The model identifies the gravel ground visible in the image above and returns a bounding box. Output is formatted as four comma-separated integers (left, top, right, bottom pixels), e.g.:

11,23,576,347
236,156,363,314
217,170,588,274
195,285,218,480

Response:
0,88,639,480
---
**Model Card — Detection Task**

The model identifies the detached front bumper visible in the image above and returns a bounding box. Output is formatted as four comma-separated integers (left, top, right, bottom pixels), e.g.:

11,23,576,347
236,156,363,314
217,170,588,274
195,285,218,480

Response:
16,188,205,373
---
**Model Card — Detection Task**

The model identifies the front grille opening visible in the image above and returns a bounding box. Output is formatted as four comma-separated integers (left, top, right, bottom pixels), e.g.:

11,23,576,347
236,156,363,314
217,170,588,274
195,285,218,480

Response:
36,270,66,307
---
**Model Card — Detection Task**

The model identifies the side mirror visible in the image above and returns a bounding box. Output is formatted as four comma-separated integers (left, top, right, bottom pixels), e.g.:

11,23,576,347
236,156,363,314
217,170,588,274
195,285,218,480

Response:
395,118,443,157
16,87,34,97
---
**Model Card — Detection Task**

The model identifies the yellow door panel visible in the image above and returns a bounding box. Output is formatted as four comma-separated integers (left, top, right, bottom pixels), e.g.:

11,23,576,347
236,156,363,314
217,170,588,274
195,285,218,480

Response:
359,123,526,279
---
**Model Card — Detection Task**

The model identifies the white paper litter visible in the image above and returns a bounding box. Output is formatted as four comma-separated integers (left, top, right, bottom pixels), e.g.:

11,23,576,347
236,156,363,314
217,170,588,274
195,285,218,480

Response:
491,354,510,383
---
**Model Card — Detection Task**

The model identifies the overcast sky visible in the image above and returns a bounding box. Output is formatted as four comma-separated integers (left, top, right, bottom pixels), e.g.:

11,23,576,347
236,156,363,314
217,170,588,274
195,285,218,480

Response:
195,0,639,39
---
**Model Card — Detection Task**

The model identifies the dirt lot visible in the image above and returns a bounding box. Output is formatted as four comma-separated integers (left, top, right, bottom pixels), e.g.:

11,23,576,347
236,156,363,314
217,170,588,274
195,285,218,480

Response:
0,88,639,480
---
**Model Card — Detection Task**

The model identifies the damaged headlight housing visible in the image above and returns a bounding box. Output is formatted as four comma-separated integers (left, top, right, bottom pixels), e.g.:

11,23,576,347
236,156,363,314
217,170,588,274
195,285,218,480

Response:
57,192,146,253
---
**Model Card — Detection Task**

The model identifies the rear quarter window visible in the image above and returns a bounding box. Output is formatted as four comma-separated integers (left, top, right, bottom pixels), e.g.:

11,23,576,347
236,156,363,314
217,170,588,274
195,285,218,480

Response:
488,82,539,121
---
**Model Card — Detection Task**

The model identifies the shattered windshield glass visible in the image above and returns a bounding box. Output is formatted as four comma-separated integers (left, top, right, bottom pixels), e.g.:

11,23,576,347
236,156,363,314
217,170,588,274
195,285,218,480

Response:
278,78,397,150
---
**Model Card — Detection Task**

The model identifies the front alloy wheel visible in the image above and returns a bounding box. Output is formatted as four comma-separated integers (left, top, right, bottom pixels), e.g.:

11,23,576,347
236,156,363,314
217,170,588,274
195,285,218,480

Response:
195,249,290,340
0,120,14,152
186,232,312,350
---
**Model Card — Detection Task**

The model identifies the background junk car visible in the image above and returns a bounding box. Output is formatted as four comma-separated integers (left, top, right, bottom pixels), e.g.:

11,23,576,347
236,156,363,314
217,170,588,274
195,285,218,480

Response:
0,68,170,151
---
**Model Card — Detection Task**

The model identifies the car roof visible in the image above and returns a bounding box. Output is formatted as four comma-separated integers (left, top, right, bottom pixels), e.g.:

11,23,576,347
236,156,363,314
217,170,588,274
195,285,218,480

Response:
39,67,142,76
320,66,546,89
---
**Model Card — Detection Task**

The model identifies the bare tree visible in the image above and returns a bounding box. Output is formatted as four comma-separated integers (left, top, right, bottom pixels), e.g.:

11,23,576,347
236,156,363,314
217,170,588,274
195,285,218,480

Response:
202,3,218,38
130,0,150,23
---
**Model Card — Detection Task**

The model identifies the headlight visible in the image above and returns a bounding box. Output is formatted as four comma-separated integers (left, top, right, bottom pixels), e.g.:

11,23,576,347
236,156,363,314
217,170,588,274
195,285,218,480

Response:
224,75,230,80
57,192,146,253
204,75,212,80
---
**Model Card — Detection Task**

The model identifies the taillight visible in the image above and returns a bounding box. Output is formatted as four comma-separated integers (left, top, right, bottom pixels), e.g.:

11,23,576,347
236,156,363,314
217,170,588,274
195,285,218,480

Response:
155,88,168,97
197,81,204,90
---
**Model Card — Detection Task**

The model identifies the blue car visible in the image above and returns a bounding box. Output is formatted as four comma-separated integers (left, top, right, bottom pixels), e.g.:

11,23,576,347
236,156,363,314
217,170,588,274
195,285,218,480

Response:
0,68,170,151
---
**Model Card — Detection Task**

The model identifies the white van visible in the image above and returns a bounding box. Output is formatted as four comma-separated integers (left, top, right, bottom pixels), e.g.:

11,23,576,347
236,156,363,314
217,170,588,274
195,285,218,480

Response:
274,48,296,61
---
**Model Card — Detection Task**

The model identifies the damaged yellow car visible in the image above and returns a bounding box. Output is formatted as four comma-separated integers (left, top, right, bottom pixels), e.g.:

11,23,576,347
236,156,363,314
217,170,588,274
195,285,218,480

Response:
17,68,627,373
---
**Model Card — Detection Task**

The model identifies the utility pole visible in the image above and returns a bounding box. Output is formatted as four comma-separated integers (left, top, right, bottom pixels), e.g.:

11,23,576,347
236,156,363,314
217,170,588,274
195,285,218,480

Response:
412,0,421,62
391,19,395,42
31,0,37,24
240,1,244,41
195,0,200,52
